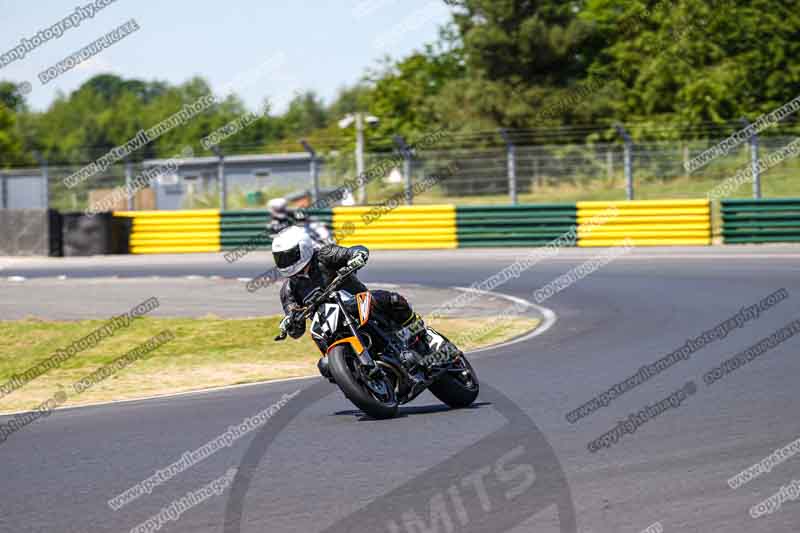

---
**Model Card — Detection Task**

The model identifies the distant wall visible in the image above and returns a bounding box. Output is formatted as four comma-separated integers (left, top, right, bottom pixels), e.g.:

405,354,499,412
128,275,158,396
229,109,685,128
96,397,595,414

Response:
0,209,62,256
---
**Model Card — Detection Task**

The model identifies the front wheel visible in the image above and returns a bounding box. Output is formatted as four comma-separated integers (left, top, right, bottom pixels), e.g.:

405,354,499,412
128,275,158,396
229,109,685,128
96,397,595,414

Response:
328,345,399,419
428,354,479,409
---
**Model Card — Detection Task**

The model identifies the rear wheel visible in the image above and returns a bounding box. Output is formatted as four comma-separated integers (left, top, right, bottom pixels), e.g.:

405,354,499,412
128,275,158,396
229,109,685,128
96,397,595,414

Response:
328,345,399,419
429,354,479,408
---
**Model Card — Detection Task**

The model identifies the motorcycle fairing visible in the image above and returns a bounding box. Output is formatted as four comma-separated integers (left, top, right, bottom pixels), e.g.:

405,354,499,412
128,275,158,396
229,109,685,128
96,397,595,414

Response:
356,292,372,326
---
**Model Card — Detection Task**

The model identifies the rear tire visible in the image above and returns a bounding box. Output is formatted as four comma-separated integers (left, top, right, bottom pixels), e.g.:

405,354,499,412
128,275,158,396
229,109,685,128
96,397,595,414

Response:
328,345,399,419
429,355,479,408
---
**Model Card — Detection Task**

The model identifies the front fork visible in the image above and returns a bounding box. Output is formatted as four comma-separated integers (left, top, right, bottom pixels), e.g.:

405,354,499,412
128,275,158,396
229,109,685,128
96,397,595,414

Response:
334,294,379,376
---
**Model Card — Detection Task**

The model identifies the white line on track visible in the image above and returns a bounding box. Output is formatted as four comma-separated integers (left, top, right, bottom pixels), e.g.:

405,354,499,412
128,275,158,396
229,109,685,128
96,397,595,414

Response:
453,287,557,353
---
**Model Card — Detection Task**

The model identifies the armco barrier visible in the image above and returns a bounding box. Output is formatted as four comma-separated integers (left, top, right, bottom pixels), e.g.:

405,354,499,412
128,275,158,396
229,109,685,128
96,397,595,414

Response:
114,210,221,254
721,198,800,244
577,199,712,246
456,204,577,247
334,205,457,249
220,209,333,251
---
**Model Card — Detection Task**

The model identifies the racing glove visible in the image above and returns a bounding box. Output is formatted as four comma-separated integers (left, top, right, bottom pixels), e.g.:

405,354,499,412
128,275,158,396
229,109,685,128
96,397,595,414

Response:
281,309,306,338
347,249,369,270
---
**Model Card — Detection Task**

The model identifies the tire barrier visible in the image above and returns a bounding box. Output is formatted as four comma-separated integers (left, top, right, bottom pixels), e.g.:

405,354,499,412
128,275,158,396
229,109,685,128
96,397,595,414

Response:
721,198,800,244
114,210,221,254
0,209,62,256
456,204,577,247
333,205,457,249
62,212,130,256
576,199,712,246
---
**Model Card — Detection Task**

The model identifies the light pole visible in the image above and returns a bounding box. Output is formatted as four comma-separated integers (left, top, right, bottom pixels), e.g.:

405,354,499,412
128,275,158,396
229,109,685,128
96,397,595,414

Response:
339,112,378,204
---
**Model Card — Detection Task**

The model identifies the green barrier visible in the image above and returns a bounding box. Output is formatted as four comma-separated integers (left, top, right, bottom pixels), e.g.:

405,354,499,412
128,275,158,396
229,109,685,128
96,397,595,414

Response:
220,210,268,251
456,204,577,247
721,199,800,244
220,209,333,251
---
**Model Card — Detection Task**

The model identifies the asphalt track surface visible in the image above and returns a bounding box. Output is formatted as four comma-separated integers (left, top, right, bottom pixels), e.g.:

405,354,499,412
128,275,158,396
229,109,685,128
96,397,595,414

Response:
2,246,800,532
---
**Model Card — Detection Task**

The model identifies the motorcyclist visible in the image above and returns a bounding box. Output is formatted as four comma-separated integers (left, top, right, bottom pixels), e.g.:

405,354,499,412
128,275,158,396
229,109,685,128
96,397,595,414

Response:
271,226,430,379
267,197,297,236
268,196,333,247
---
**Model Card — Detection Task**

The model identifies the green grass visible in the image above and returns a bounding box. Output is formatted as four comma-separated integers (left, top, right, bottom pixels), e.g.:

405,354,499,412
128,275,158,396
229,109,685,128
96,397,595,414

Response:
0,314,538,413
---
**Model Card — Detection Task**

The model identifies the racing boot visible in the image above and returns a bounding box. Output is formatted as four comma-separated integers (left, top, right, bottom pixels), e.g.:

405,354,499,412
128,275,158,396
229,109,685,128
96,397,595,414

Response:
397,313,433,366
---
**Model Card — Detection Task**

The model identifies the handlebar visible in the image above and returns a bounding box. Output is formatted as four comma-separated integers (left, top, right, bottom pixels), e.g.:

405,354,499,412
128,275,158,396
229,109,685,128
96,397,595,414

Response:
273,263,362,341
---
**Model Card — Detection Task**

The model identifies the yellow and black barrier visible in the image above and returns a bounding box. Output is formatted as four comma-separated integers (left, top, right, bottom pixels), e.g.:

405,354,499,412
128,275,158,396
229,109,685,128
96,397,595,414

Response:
576,199,712,246
114,210,221,254
333,205,457,249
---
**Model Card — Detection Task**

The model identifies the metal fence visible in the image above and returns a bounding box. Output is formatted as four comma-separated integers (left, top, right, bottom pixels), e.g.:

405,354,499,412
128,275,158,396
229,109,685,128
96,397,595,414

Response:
320,134,799,205
2,133,798,211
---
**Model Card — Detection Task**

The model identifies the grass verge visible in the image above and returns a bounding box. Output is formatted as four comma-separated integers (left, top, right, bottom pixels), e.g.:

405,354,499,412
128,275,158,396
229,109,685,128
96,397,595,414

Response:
0,314,538,413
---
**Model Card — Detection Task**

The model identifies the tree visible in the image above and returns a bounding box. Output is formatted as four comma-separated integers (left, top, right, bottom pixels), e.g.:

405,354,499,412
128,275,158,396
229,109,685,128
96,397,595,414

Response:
0,83,28,167
279,91,329,137
436,0,594,129
366,25,465,139
327,84,373,119
580,0,800,138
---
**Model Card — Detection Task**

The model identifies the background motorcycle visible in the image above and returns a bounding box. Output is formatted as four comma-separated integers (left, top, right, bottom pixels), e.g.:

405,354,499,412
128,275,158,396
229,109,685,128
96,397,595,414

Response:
274,264,479,419
270,211,335,249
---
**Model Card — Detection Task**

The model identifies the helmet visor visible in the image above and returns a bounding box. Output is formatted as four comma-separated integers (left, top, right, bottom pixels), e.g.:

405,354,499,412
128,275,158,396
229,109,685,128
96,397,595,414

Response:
273,244,302,269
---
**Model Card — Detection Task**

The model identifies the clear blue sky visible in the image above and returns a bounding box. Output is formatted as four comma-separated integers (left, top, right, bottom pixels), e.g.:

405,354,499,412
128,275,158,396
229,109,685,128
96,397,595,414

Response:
0,0,452,112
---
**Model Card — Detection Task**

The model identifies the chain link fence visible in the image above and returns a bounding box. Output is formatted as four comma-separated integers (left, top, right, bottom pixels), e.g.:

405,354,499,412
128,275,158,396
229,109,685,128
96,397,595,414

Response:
2,134,798,211
319,134,799,205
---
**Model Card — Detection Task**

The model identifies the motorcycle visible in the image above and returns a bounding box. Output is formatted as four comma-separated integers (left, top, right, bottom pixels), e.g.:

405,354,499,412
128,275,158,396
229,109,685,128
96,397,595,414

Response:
270,212,335,249
274,263,479,419
303,220,335,248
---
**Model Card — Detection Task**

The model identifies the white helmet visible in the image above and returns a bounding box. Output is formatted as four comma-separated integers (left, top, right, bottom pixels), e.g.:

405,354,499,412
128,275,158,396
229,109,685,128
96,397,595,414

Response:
268,197,289,220
272,226,314,277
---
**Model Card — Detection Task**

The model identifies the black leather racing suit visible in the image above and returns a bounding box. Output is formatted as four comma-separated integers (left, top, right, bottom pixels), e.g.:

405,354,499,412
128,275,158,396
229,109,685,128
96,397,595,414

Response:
279,244,414,339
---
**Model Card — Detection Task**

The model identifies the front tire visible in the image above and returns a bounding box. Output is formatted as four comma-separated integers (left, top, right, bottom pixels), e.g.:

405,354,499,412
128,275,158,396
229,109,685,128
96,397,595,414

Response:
328,345,399,419
429,354,479,408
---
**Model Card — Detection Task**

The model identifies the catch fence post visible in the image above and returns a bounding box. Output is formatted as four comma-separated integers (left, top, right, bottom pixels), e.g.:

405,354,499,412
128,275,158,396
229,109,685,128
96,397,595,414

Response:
125,159,133,210
615,124,634,200
33,151,49,209
211,146,226,210
301,140,319,204
393,135,414,205
740,118,761,199
499,129,517,205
